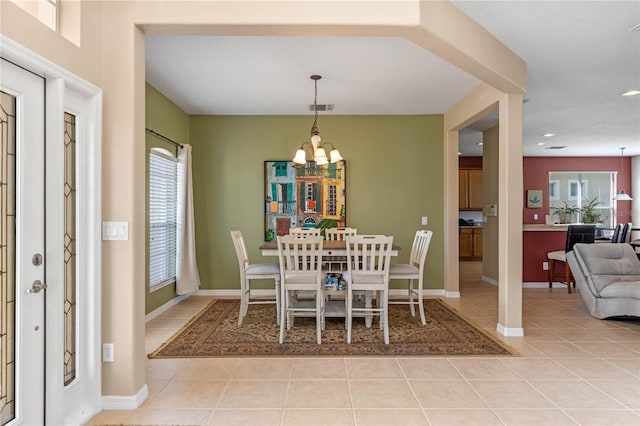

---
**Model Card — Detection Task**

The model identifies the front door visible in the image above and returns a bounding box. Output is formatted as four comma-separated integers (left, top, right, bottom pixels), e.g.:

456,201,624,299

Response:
0,59,46,425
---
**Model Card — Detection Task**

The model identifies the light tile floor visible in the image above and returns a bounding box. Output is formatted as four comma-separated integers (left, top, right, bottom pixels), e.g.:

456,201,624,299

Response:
88,262,640,426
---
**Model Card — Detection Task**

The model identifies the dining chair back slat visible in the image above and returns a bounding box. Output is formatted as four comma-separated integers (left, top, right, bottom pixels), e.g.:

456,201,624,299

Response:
325,227,357,241
290,227,321,237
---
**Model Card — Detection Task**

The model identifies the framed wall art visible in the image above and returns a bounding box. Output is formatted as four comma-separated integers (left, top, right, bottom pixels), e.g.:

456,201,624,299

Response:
527,189,543,208
264,160,346,241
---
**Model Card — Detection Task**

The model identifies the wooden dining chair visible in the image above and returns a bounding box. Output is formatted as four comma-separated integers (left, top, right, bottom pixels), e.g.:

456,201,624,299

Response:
345,235,393,344
389,230,433,325
290,227,321,237
547,224,596,293
230,230,281,326
277,234,325,344
325,227,357,241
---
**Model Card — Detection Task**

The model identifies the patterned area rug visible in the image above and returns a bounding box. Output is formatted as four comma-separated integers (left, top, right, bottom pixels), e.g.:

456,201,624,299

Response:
148,299,517,358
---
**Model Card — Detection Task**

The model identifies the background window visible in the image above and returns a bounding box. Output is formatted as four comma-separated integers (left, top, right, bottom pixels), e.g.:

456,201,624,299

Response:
149,148,177,288
549,171,614,227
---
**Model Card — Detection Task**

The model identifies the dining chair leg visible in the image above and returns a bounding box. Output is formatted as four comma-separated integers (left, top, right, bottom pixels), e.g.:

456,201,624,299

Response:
548,260,554,288
316,290,322,344
275,278,281,326
279,287,287,344
383,289,389,345
238,279,248,326
346,291,353,344
565,262,572,294
416,280,426,325
408,279,416,317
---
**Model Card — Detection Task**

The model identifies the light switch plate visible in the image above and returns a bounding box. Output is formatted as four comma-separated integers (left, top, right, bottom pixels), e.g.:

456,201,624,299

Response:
102,221,129,241
421,216,428,225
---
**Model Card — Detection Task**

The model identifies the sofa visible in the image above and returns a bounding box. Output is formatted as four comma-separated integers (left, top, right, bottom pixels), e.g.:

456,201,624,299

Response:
566,243,640,319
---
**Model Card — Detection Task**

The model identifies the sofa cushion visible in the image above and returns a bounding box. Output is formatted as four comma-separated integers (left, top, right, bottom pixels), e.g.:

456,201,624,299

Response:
573,243,640,278
598,279,640,299
591,274,640,296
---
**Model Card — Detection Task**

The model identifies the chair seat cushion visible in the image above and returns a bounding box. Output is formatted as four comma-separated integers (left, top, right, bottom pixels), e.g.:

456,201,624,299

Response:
283,271,319,284
246,263,280,276
547,250,566,261
389,263,419,276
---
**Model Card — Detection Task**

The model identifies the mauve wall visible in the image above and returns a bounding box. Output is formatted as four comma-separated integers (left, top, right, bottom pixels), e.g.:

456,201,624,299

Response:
523,156,632,282
523,156,632,225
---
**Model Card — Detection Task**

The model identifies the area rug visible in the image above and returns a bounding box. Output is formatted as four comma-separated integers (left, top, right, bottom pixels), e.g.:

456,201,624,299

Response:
148,299,517,358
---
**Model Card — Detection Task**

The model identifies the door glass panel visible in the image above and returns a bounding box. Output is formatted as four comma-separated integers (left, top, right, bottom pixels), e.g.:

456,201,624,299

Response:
0,91,16,425
63,113,76,386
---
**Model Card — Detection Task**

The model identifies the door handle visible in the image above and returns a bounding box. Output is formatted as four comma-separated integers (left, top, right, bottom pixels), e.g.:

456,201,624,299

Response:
27,280,47,293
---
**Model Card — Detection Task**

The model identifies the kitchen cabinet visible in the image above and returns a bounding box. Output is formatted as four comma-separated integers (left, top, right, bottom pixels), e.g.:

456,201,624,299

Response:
459,169,483,211
459,227,483,260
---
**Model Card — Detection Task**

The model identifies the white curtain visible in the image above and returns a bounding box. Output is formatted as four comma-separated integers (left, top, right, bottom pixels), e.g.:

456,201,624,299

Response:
176,144,201,295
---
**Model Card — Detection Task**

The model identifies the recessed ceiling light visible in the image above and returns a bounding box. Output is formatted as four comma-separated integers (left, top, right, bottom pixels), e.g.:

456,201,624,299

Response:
622,90,640,96
543,133,555,137
457,152,462,156
536,142,545,146
477,142,484,146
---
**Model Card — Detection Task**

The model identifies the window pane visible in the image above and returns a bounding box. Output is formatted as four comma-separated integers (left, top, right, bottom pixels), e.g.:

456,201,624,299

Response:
149,150,177,287
63,112,76,386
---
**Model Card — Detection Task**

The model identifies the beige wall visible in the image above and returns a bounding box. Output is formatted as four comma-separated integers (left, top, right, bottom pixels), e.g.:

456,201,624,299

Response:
2,0,526,400
482,124,499,281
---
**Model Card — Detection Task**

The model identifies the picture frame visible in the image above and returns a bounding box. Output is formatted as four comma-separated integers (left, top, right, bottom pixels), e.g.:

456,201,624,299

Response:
264,160,346,241
527,189,543,208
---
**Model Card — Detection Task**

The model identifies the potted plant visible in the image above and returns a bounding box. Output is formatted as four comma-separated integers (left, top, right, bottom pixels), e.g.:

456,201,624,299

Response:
580,197,603,224
550,201,580,224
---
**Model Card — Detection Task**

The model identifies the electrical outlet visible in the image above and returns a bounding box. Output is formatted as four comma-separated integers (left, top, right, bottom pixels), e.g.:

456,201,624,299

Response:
421,216,428,225
533,214,538,220
542,261,549,271
102,343,114,362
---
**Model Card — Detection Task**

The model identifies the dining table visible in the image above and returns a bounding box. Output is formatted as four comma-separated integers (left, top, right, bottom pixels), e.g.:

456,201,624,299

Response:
259,238,401,326
259,239,401,257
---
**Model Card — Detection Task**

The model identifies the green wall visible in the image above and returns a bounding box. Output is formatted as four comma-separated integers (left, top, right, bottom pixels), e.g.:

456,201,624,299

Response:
189,115,445,291
145,83,190,314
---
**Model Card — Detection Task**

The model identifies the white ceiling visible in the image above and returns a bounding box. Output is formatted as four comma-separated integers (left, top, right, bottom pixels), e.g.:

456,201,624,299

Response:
145,1,640,157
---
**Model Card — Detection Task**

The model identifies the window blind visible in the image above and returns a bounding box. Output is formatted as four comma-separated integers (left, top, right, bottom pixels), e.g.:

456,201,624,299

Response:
149,150,177,288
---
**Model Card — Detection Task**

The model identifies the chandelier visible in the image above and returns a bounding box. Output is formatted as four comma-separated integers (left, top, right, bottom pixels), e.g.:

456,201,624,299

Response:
613,147,633,201
292,75,343,165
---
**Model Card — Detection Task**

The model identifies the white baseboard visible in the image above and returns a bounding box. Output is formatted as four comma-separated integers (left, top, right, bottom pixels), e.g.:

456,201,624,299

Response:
497,323,524,336
482,275,498,286
444,291,461,298
145,294,190,322
102,384,148,410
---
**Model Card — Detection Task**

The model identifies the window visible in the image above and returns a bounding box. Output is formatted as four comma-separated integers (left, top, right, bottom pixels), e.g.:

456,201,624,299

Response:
549,171,614,227
10,0,58,31
149,148,177,289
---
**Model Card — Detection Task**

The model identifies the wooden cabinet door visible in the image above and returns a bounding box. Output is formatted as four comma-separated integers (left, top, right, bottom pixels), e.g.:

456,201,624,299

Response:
458,169,468,209
473,228,483,257
467,169,483,210
459,228,473,257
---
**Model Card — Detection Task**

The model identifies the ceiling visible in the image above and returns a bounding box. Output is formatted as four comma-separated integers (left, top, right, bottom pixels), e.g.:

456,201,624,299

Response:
145,1,640,157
